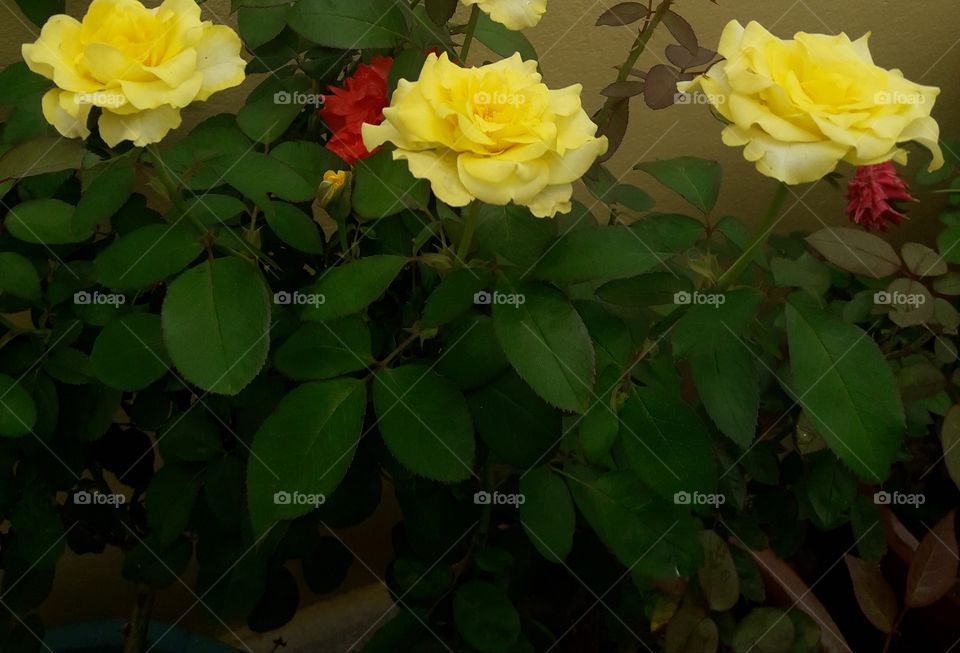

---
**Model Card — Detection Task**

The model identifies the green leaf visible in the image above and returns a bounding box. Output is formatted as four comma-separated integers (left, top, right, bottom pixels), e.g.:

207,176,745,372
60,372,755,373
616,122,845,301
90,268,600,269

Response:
352,149,430,219
273,317,372,380
159,411,223,463
732,608,795,653
0,252,41,302
636,157,722,214
160,115,252,190
453,580,521,653
942,405,960,492
162,258,272,395
182,194,247,227
804,452,857,528
301,255,407,321
0,136,86,180
421,268,492,329
436,314,510,390
772,254,832,297
534,216,700,283
474,12,538,61
288,0,406,49
10,492,63,569
90,313,169,392
6,199,89,244
698,530,740,612
373,365,476,482
237,75,310,144
674,298,764,456
583,164,654,212
620,387,717,499
0,63,50,106
220,152,316,211
851,495,886,563
520,466,575,562
95,224,204,291
492,280,595,413
468,372,560,467
266,201,324,254
785,294,904,482
146,465,202,546
248,378,367,535
271,141,344,190
0,374,37,437
566,469,702,578
73,161,135,234
13,0,63,27
689,337,760,449
238,4,289,50
474,203,556,269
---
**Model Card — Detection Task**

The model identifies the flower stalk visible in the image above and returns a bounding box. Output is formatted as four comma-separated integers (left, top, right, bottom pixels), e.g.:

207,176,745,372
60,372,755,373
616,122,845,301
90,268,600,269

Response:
717,182,789,289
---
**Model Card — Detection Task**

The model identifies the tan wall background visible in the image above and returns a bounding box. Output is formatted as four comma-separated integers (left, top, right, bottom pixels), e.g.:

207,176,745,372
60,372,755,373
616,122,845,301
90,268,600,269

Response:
1,0,959,636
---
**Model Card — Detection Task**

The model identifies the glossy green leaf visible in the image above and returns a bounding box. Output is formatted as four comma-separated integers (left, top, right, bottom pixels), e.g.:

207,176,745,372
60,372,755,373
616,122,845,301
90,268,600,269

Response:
786,294,904,482
248,378,367,535
373,365,475,482
273,317,372,380
520,466,575,562
162,258,272,395
90,313,169,391
636,157,721,214
301,255,407,322
288,0,406,49
95,224,203,291
492,280,595,413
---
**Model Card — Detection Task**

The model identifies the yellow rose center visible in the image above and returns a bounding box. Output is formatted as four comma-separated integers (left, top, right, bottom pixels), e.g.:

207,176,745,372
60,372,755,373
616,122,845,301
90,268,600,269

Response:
80,4,173,67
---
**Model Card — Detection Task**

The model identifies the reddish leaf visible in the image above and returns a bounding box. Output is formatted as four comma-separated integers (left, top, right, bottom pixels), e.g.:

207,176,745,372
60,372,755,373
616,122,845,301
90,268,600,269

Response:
732,543,852,653
665,44,717,69
601,81,645,98
643,65,681,110
844,555,898,633
663,11,698,55
596,2,650,26
598,98,629,163
905,511,959,608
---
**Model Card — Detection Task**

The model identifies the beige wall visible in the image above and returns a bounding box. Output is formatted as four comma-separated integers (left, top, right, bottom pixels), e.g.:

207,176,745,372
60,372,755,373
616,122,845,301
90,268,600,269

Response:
4,1,959,240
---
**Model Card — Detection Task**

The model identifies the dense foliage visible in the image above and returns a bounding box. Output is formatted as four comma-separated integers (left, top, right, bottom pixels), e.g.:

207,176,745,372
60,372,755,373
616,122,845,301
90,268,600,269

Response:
0,1,958,652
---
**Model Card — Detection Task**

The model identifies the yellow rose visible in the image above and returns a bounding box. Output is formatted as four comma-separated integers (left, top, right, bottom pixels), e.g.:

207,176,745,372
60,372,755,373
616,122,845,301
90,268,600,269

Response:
361,53,608,218
462,0,547,31
22,0,245,147
679,20,944,185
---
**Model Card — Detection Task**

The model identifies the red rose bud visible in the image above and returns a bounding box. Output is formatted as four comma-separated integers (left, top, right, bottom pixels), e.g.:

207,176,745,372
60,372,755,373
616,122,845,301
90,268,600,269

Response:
845,161,916,232
319,56,393,165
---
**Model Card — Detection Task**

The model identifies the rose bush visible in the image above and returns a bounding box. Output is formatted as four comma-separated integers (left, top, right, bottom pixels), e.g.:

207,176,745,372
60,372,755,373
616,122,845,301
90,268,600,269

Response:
0,1,957,653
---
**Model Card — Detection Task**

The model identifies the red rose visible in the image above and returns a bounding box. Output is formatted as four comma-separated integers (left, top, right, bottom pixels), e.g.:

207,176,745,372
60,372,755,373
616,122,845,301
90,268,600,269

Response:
320,56,392,165
845,162,916,232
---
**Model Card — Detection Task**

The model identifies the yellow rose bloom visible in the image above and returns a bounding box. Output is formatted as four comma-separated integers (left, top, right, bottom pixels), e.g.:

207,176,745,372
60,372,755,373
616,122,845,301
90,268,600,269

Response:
678,20,944,185
22,0,246,147
361,53,608,218
463,0,547,31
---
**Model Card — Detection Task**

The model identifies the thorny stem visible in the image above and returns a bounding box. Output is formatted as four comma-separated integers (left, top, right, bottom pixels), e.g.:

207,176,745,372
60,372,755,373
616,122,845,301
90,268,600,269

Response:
594,0,675,130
